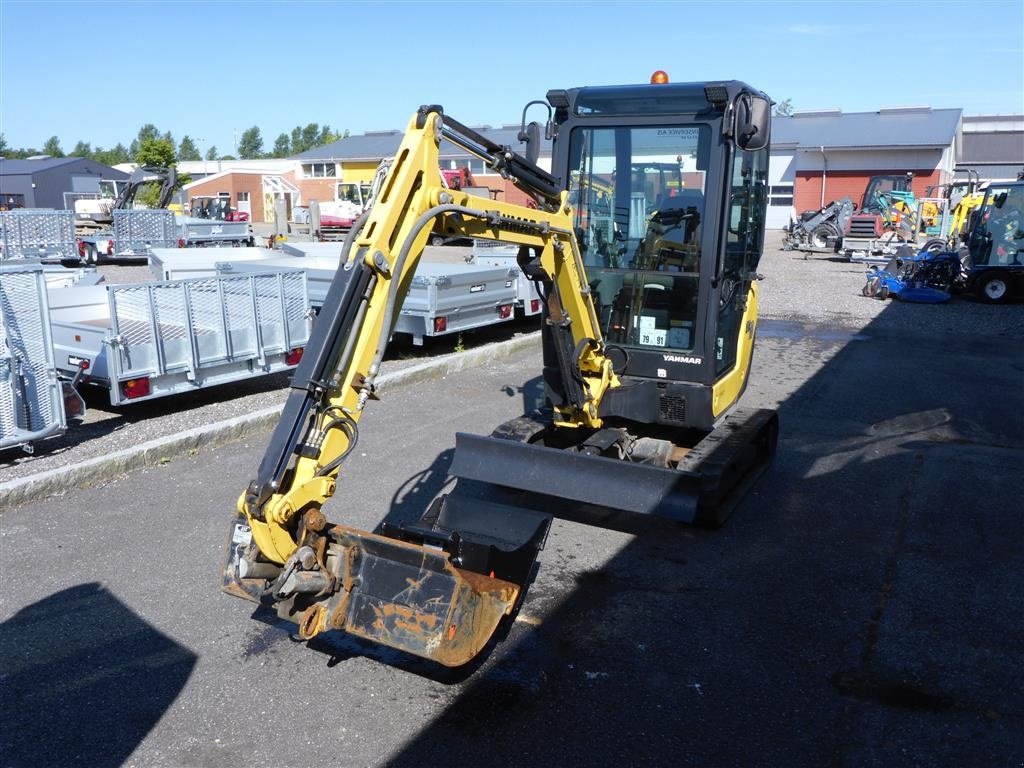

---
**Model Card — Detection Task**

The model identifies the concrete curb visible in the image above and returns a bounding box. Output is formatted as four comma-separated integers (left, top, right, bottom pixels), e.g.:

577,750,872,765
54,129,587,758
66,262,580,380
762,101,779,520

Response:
0,331,540,511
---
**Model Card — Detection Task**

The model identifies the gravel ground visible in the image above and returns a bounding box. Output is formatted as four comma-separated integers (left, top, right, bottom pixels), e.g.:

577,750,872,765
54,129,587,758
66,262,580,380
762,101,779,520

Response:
2,230,1020,483
757,230,1024,337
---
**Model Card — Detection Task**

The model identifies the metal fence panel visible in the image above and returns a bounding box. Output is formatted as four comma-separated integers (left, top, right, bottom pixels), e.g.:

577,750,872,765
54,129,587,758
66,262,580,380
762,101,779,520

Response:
0,265,66,450
112,209,178,253
0,210,76,261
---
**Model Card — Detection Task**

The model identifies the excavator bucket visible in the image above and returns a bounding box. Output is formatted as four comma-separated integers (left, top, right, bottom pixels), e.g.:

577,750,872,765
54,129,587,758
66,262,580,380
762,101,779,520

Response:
222,496,550,667
449,407,779,527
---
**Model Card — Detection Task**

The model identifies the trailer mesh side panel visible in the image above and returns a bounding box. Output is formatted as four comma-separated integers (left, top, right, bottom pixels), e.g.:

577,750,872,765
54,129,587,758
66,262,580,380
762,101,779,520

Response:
0,210,76,260
109,271,310,380
113,209,178,253
0,267,65,449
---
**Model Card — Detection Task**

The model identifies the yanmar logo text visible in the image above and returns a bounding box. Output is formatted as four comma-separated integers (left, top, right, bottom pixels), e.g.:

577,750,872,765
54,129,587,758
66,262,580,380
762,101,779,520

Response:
663,354,702,365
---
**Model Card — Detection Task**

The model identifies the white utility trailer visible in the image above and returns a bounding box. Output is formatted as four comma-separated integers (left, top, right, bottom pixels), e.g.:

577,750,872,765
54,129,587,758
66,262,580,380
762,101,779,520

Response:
78,209,179,264
47,270,312,406
0,209,78,262
214,244,519,346
469,238,543,317
1,264,85,452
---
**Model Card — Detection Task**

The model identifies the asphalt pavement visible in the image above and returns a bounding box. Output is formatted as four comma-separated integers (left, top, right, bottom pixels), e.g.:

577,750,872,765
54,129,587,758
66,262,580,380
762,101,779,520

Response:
1,291,1021,766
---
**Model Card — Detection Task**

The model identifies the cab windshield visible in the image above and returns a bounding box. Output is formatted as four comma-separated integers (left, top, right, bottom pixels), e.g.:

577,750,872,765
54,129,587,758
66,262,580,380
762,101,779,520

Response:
568,125,708,352
337,183,371,207
969,184,1024,267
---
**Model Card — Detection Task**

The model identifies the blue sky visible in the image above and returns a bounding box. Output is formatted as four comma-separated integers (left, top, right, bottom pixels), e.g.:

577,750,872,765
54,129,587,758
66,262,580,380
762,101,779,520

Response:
1,0,1021,155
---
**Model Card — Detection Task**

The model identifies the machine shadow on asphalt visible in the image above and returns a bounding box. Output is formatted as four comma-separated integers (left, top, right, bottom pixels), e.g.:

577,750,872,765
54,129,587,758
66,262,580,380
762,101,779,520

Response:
0,583,197,768
366,298,1022,766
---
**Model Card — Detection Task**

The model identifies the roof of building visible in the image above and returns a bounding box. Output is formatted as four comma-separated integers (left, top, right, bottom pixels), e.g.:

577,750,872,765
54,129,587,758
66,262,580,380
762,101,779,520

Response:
0,156,81,174
294,125,549,162
0,156,129,177
290,107,970,165
773,107,963,149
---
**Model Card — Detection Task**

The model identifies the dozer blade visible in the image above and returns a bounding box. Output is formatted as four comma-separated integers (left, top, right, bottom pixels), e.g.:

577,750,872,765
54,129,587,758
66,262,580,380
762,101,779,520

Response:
222,496,550,667
450,407,779,527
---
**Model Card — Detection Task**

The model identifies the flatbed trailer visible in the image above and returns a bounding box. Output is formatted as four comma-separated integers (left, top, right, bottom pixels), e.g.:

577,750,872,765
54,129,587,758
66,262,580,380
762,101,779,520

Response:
178,215,255,248
47,270,311,406
0,209,78,262
214,245,519,345
149,246,278,281
0,264,84,452
77,209,179,264
469,238,544,317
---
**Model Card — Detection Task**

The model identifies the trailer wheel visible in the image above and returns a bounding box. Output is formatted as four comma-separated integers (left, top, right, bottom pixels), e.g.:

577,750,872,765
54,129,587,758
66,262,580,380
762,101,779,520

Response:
975,272,1010,304
83,244,99,265
430,234,445,247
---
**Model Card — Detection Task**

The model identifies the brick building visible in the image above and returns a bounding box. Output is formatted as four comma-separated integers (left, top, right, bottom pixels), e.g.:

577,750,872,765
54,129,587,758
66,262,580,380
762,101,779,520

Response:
766,107,963,228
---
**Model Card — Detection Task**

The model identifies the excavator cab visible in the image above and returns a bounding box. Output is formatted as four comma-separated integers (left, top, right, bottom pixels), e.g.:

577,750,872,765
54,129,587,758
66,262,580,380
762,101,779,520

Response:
452,81,777,520
221,79,777,668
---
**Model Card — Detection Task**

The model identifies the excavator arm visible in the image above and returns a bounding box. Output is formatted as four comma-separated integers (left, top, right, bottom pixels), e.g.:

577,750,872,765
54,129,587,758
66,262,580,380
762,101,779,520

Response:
222,106,617,666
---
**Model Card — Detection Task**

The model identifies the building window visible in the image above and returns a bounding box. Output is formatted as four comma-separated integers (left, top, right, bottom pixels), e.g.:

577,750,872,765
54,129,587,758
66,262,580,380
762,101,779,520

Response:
768,184,794,207
301,162,337,179
237,192,250,202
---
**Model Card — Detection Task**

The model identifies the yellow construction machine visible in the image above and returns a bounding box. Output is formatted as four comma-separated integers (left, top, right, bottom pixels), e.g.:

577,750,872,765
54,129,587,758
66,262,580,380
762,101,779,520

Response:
221,77,778,667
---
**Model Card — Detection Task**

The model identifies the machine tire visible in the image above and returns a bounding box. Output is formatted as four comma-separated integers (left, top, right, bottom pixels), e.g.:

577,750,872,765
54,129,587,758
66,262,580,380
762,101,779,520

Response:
975,272,1011,304
811,222,838,249
921,237,947,254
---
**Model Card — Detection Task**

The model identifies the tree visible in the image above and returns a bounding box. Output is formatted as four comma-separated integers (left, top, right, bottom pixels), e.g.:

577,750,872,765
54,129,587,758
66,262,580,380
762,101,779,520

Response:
95,143,130,166
178,135,201,161
271,133,291,158
773,98,794,117
129,123,161,159
290,126,307,154
43,136,65,157
71,140,93,158
133,140,182,208
136,137,176,168
205,145,218,161
288,123,341,154
237,126,264,159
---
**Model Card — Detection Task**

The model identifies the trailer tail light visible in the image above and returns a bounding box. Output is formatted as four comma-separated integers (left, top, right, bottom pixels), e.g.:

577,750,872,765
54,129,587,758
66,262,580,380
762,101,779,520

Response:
106,240,114,255
178,238,186,248
120,377,151,399
285,347,304,366
434,316,448,333
497,304,513,320
78,240,86,257
530,299,541,314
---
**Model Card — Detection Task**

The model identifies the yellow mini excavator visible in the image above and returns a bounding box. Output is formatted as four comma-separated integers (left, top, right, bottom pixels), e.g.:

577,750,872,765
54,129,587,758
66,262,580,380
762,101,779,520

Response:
221,76,778,667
